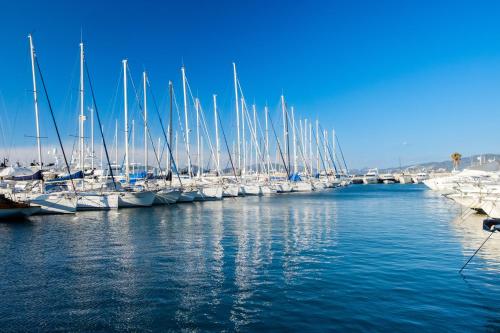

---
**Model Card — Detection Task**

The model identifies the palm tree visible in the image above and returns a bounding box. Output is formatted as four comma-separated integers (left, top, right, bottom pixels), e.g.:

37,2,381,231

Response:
451,152,462,170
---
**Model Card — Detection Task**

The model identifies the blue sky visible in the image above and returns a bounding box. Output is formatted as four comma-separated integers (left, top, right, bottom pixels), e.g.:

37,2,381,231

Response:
1,0,500,169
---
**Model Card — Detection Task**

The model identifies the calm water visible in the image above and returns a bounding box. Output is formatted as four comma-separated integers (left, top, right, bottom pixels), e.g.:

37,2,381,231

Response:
1,184,500,332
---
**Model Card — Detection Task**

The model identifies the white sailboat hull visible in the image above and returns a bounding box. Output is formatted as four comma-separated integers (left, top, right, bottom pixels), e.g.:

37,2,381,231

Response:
26,193,77,214
292,182,314,192
242,184,261,196
260,185,276,195
275,182,293,193
154,189,181,205
76,193,119,211
195,186,223,201
223,185,239,197
118,191,155,208
177,190,197,203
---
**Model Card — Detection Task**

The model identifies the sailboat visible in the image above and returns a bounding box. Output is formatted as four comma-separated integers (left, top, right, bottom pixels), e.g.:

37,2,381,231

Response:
19,34,77,214
116,59,155,208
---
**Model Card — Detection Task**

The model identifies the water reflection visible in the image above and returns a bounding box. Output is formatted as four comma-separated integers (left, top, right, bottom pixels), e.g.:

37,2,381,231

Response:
452,213,500,271
1,185,500,331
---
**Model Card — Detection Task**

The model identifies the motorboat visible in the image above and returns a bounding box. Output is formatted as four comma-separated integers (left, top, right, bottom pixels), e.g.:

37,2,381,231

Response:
412,172,429,184
397,173,413,184
362,169,379,184
379,173,396,184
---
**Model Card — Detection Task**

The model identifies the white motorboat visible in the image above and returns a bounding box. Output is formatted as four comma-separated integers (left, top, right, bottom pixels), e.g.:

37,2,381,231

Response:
362,169,379,184
423,169,494,194
380,173,396,184
412,172,429,184
480,196,500,218
117,190,156,208
154,188,182,205
397,174,413,184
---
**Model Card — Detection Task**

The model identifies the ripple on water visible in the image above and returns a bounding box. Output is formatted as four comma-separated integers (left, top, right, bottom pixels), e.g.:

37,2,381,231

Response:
0,184,499,331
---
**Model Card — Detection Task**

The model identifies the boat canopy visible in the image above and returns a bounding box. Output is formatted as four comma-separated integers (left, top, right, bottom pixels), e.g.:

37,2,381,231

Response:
0,166,37,178
47,170,84,182
13,170,43,181
288,173,302,182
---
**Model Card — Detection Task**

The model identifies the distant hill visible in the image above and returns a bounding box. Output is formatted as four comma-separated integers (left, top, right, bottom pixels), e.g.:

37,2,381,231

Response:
371,154,500,174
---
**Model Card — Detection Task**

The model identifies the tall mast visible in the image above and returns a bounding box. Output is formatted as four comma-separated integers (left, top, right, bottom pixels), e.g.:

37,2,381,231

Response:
28,34,43,192
90,107,94,170
316,119,320,173
122,59,130,182
175,130,178,171
233,63,241,172
200,137,204,177
143,71,148,173
291,106,297,174
324,129,329,174
304,118,308,170
100,125,103,170
281,95,286,174
309,122,313,174
213,94,220,176
158,136,161,166
196,97,201,178
181,66,192,179
132,119,135,173
168,81,173,180
79,41,85,173
332,128,336,174
299,119,304,173
241,98,246,177
252,103,257,174
265,106,270,175
114,119,118,166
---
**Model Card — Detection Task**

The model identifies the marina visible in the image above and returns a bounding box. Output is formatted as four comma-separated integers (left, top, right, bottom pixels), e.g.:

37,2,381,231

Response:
3,1,500,331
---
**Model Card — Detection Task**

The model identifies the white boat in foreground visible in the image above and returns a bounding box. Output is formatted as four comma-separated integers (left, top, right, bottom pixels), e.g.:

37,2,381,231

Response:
19,192,77,214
